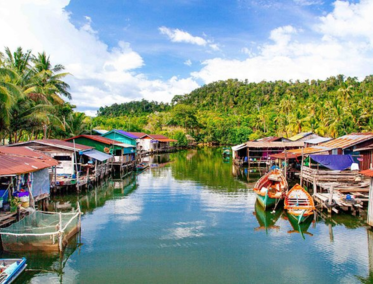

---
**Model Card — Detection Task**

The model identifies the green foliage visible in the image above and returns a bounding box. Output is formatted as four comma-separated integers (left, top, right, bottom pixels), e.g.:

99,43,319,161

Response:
172,131,188,147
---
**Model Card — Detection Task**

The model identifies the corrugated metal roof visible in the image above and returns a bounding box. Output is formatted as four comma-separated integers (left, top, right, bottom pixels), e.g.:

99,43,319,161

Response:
103,130,138,140
66,135,135,148
269,152,302,159
319,133,373,149
232,143,246,151
148,134,169,139
360,169,373,177
127,132,148,138
157,138,177,142
288,132,313,141
304,137,333,144
82,149,113,161
289,146,330,154
8,139,93,151
256,136,282,142
92,129,108,135
0,147,58,176
245,141,304,148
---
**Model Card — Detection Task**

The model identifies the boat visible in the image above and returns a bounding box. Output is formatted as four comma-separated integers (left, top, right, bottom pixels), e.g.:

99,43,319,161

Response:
136,162,149,171
284,184,315,224
222,147,231,157
253,169,287,209
253,201,282,234
286,211,313,239
0,258,27,284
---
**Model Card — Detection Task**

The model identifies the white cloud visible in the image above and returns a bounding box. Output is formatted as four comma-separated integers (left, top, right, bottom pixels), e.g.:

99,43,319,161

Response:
192,0,373,84
184,59,192,66
0,0,199,115
159,26,207,46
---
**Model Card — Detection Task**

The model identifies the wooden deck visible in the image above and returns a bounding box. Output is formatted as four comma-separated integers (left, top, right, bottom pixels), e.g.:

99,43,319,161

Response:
0,208,30,228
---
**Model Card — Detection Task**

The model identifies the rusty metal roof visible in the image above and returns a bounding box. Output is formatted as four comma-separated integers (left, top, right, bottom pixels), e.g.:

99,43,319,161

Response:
288,132,313,141
256,136,282,142
289,146,330,155
8,139,93,151
320,133,373,149
0,147,58,176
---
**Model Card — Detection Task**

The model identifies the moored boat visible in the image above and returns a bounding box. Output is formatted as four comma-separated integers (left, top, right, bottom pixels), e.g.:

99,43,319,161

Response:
0,258,27,284
284,184,315,224
136,162,149,171
253,169,287,210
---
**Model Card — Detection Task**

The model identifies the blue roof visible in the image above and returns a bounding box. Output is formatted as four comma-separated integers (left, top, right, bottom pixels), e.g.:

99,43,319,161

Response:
103,130,138,140
82,149,112,161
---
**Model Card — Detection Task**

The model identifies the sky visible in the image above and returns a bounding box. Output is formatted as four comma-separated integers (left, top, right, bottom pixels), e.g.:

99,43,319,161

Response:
0,0,372,116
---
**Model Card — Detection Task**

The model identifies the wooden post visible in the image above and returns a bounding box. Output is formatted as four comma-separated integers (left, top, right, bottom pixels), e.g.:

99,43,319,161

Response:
59,212,63,251
284,149,287,179
300,148,305,187
73,140,80,192
313,177,317,195
328,185,334,215
368,177,373,227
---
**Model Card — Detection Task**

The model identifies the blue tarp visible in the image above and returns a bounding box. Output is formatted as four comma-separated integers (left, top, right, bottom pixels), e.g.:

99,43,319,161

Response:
83,149,112,161
310,155,354,171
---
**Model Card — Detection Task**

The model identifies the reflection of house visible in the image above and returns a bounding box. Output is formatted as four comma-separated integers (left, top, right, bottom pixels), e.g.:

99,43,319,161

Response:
65,135,135,170
0,146,58,207
7,139,112,189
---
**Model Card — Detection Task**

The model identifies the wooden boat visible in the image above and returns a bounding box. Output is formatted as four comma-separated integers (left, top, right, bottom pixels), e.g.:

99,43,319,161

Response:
284,184,315,224
0,258,27,284
136,162,149,171
222,147,231,157
253,169,287,209
286,211,313,239
253,201,282,234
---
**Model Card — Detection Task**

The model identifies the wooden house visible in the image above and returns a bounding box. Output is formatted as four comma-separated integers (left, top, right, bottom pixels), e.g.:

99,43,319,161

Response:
65,135,134,172
7,139,112,189
127,132,177,154
0,146,58,208
232,141,304,167
101,130,137,162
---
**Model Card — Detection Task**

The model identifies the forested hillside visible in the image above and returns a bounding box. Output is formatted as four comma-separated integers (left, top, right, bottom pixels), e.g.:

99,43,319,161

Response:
93,75,373,145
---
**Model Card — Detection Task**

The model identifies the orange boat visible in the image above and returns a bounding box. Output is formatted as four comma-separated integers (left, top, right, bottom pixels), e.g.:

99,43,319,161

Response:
253,169,287,209
284,184,315,224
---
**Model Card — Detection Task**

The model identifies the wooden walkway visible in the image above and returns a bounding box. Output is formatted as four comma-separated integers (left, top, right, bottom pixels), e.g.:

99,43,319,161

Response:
0,209,30,228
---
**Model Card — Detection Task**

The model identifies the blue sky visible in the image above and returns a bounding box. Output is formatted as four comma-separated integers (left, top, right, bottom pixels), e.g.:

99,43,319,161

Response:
66,0,336,80
0,0,372,115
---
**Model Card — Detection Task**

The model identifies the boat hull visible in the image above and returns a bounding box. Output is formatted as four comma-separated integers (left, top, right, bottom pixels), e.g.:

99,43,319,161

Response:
256,194,280,209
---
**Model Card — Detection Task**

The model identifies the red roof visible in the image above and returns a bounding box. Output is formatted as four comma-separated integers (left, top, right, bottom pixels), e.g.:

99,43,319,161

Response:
0,147,58,176
9,139,92,151
65,135,120,146
360,169,373,177
148,134,169,139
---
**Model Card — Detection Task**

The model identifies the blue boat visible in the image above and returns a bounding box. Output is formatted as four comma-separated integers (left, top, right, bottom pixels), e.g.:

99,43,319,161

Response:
0,258,27,284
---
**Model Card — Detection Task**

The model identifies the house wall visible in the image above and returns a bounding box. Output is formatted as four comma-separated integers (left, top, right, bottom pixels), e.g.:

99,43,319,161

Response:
103,133,137,146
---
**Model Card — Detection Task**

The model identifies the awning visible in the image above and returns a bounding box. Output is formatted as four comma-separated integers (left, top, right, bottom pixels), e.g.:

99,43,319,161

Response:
310,155,354,171
360,169,373,177
83,149,113,161
232,144,246,151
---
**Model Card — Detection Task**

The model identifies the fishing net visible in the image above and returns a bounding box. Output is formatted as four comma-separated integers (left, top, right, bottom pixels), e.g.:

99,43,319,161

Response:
0,211,80,251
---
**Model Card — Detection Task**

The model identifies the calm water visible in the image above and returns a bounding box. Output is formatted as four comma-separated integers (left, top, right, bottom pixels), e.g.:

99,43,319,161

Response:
2,148,373,283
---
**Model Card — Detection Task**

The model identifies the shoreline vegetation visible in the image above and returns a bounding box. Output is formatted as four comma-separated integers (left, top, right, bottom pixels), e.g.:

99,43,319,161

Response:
2,46,373,146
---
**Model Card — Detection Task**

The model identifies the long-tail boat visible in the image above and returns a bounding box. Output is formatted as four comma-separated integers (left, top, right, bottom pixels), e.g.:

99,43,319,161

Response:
253,169,287,209
284,184,315,224
253,201,282,234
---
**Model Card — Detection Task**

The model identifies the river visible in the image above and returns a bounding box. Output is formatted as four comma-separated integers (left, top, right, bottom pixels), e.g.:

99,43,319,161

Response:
1,147,372,283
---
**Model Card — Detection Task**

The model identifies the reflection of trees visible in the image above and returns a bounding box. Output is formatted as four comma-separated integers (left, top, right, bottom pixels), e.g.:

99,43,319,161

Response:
170,147,245,191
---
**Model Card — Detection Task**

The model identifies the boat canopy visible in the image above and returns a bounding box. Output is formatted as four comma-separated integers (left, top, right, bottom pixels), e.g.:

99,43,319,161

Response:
83,149,113,161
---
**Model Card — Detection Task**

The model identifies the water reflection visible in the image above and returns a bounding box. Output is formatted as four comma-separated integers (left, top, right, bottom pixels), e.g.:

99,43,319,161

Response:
1,147,372,283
